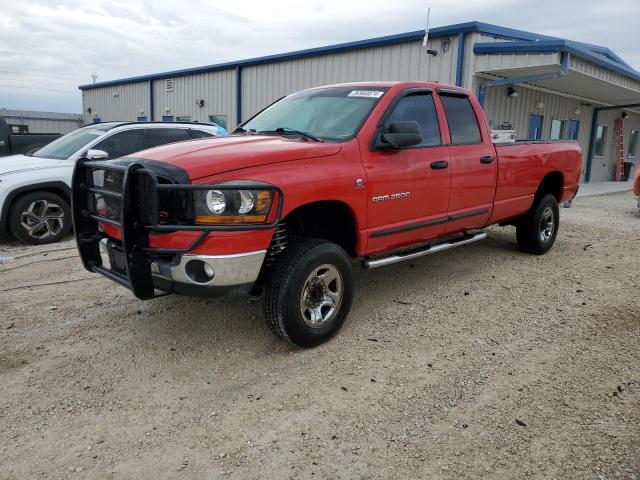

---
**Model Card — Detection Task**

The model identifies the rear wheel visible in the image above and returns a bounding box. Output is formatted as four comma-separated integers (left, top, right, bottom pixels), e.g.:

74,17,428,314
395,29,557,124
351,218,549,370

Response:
9,191,71,245
516,193,559,255
263,238,354,348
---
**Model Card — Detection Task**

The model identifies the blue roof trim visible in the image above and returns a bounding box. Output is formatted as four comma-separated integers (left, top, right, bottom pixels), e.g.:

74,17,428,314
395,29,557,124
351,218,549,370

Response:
79,20,638,91
473,40,640,82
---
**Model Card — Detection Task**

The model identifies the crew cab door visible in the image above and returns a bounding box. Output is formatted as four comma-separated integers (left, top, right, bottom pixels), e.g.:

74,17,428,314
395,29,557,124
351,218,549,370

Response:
438,90,496,233
362,89,451,254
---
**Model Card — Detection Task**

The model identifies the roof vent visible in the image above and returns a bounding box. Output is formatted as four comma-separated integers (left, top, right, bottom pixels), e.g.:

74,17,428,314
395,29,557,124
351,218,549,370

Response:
165,78,174,92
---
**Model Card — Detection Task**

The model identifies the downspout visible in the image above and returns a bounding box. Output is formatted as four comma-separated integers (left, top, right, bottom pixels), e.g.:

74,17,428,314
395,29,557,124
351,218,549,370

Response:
478,52,570,108
584,109,599,183
455,32,465,87
235,66,242,126
149,80,154,121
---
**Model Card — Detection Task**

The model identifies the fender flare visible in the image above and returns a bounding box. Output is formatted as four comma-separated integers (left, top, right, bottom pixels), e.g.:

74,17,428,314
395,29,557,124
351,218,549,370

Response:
0,181,71,236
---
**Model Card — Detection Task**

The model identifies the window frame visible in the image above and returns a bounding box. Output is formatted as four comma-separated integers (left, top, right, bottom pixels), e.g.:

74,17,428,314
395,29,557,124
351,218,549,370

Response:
628,128,639,158
594,124,608,157
370,87,446,151
550,118,567,141
438,91,484,146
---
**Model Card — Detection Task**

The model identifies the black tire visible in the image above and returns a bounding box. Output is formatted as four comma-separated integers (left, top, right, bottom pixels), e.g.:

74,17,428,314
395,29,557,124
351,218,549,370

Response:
516,193,559,255
263,238,354,348
9,191,71,245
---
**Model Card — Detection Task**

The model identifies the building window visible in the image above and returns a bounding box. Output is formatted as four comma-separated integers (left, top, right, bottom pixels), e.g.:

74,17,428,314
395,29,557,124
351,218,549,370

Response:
136,116,147,122
550,119,566,140
595,125,608,157
93,117,101,124
209,115,227,129
162,115,174,122
176,116,192,122
628,129,638,158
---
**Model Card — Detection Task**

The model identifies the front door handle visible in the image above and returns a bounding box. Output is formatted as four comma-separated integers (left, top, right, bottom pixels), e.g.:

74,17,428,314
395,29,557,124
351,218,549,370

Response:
480,156,494,164
431,160,449,170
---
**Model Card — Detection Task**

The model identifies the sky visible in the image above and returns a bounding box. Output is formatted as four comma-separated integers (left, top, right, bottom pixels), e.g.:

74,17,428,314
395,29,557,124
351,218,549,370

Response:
1,0,639,114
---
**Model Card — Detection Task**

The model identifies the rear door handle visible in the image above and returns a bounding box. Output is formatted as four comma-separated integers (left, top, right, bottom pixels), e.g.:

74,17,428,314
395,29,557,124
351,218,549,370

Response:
480,156,494,164
430,160,449,170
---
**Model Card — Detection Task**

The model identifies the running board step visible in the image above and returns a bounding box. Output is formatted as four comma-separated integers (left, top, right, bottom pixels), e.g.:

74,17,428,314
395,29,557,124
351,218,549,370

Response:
363,231,487,269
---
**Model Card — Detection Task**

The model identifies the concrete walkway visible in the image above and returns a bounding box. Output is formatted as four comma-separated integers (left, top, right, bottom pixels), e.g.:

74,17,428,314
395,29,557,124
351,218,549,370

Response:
576,180,633,198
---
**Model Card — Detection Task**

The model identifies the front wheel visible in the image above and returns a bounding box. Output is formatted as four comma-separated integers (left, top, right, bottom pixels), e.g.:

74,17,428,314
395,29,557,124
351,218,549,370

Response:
263,238,354,348
516,193,559,255
9,191,71,245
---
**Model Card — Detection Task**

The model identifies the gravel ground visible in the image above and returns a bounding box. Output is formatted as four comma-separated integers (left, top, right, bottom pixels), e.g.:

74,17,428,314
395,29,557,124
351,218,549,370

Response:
0,191,639,480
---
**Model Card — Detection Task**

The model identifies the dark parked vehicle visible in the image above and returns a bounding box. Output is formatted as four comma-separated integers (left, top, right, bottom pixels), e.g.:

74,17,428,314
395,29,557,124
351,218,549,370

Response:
0,117,62,157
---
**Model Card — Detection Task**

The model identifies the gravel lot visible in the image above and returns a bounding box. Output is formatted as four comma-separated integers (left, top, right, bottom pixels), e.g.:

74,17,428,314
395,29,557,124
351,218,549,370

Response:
1,191,639,480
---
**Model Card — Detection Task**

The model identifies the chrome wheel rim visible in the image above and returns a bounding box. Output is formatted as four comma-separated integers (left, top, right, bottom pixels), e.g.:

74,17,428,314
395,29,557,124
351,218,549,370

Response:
299,264,343,328
538,206,555,243
20,200,65,240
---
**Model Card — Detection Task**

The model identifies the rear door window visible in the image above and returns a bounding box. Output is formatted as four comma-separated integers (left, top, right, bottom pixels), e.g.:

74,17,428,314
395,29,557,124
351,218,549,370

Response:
440,95,482,145
92,129,146,159
146,128,191,148
189,129,215,138
386,93,441,147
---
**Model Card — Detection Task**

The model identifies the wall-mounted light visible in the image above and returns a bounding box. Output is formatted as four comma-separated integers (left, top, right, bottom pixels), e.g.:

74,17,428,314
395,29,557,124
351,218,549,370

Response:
440,39,450,54
573,108,582,116
164,107,171,113
113,92,119,98
535,102,544,110
139,109,145,114
507,87,519,98
87,107,92,114
196,99,205,108
621,111,629,119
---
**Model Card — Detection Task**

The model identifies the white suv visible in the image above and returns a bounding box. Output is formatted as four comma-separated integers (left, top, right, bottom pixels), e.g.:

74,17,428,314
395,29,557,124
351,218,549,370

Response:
0,121,221,244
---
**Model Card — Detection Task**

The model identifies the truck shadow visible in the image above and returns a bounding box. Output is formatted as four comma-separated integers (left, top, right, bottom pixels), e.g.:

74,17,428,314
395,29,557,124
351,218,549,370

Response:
128,228,520,357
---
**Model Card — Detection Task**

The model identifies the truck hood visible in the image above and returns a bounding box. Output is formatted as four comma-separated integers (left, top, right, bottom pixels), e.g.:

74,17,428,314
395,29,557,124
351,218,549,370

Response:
133,135,342,180
0,154,65,177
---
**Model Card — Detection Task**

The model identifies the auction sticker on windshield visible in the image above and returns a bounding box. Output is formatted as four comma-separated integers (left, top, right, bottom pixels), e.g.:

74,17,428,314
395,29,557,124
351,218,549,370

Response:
347,90,384,98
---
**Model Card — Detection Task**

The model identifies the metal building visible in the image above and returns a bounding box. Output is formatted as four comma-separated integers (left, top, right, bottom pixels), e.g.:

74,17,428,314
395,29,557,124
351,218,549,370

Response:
0,108,82,134
79,21,640,183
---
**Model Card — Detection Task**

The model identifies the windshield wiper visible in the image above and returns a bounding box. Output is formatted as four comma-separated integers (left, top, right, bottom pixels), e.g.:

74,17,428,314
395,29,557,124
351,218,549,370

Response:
261,127,321,142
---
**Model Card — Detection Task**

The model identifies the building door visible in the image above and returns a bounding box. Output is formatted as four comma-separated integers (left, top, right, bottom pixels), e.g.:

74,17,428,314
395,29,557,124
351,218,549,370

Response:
362,90,451,253
567,120,580,140
528,114,544,140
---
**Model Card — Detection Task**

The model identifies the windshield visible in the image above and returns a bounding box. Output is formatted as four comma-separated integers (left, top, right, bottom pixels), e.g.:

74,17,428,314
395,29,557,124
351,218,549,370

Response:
32,127,106,160
240,86,388,142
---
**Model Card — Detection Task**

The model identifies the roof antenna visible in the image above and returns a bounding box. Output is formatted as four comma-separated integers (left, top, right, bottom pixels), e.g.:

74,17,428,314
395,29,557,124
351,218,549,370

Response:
423,7,438,56
91,73,98,84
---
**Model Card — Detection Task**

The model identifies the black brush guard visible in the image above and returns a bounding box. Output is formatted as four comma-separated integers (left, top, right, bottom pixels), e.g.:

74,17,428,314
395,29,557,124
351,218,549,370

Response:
72,158,282,299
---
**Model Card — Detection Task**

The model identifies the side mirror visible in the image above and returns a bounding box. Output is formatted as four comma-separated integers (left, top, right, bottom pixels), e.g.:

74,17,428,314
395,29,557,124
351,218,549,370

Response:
85,149,109,160
376,121,422,150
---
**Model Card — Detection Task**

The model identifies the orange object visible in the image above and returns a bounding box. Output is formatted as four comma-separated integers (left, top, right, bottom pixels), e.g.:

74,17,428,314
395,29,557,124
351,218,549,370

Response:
614,119,625,181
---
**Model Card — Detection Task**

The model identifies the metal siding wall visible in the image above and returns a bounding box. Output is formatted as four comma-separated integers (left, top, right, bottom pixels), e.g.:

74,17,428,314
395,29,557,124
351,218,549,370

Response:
0,109,82,134
482,84,596,180
241,39,455,121
151,69,236,124
81,82,149,124
464,34,519,89
571,57,640,92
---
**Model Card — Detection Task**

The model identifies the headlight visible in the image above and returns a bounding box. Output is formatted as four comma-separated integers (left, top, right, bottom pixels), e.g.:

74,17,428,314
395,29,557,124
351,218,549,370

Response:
195,188,274,224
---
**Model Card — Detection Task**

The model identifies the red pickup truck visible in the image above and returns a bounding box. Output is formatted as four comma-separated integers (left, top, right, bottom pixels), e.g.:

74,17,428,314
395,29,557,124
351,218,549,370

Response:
72,81,581,347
